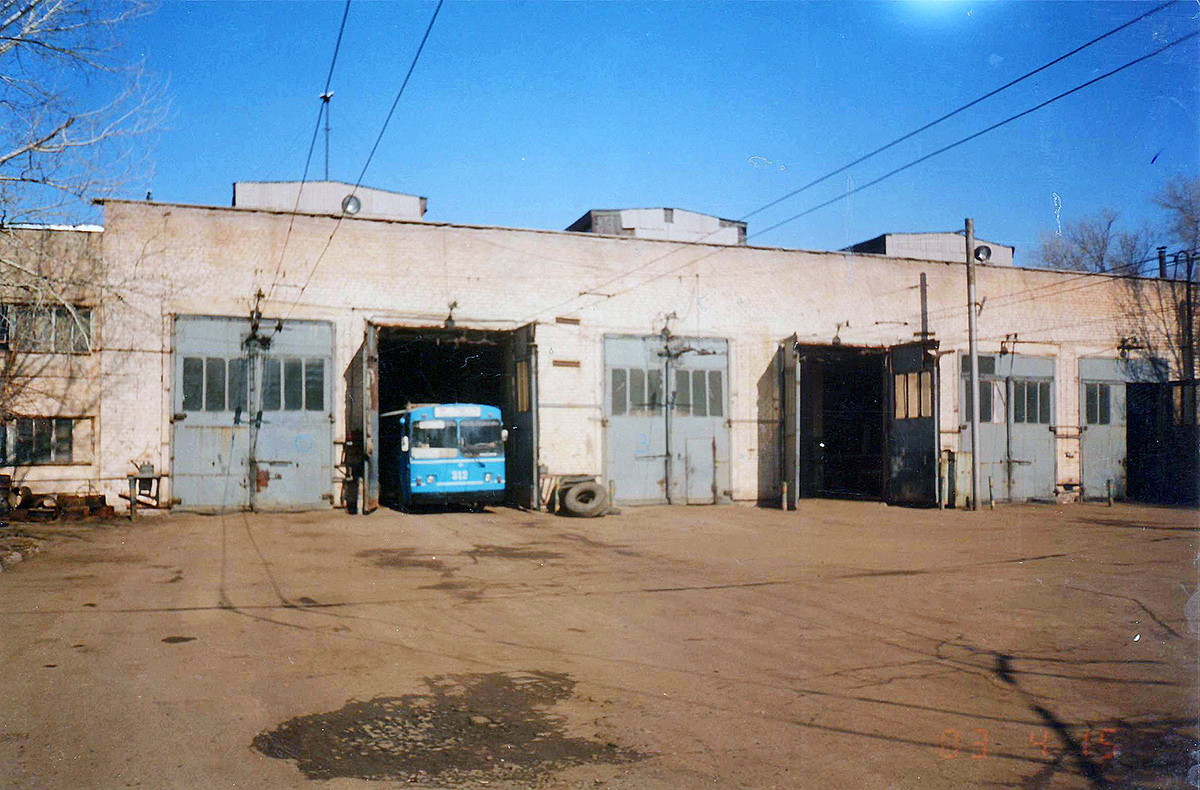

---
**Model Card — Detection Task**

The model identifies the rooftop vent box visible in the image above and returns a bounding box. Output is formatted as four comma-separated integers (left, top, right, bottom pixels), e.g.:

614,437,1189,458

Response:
232,180,426,221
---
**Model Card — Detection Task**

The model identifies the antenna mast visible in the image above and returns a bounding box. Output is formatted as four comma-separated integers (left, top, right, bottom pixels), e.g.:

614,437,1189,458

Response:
320,91,334,180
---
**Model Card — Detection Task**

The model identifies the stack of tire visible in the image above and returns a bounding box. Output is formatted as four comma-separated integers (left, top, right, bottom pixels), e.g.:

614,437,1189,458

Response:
560,481,609,518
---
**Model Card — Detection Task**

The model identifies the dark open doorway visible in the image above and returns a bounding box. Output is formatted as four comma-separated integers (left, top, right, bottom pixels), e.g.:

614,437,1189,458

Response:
781,339,940,506
345,323,539,513
798,346,888,499
377,327,506,413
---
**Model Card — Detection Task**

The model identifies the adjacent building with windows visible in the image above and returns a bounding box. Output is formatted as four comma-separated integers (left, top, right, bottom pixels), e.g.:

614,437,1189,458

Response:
1,181,1192,512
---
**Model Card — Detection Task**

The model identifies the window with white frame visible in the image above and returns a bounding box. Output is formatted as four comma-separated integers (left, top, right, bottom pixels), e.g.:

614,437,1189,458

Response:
2,304,92,353
1,417,94,465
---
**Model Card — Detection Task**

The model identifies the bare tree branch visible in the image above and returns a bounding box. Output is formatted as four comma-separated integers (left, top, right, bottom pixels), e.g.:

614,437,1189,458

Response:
0,0,166,223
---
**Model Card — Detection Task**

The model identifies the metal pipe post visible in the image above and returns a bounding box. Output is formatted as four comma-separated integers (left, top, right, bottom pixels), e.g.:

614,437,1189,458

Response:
966,219,982,511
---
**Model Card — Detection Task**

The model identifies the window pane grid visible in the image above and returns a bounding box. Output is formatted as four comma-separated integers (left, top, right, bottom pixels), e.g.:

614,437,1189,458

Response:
262,358,281,411
691,370,706,417
182,357,204,411
228,358,248,415
674,369,690,414
629,369,645,413
4,305,92,353
283,358,303,411
708,370,723,417
5,417,74,464
205,358,226,412
611,368,626,415
305,358,325,411
647,369,663,414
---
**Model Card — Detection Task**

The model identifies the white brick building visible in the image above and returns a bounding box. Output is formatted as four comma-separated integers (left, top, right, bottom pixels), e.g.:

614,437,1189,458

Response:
1,184,1186,512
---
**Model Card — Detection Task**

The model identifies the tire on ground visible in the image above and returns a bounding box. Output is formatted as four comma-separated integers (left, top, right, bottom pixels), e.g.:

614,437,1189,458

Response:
562,482,608,517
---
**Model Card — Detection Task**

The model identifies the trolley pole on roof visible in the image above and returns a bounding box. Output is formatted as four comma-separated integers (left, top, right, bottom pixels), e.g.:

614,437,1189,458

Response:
965,218,983,511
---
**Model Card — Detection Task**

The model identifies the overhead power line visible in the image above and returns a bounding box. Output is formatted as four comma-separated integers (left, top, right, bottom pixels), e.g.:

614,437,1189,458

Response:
741,0,1178,224
283,0,445,322
578,26,1197,314
752,30,1199,242
523,4,1183,323
267,0,354,302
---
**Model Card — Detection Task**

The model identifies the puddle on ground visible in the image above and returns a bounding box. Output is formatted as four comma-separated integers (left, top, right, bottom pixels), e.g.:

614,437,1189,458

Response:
464,544,563,561
417,580,484,602
556,533,641,557
252,671,646,783
356,549,456,575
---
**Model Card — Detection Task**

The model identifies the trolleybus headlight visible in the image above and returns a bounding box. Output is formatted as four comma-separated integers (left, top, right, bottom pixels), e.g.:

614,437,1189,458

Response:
484,473,492,482
426,474,436,485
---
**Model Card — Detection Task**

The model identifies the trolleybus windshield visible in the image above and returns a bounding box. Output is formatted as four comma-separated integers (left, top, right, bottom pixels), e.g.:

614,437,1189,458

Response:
459,418,503,456
412,419,458,459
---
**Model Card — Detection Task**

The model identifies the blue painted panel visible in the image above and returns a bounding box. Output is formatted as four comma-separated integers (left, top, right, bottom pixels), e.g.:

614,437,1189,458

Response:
604,334,730,505
959,352,1056,501
172,315,333,511
172,316,251,510
253,320,335,510
1079,358,1128,500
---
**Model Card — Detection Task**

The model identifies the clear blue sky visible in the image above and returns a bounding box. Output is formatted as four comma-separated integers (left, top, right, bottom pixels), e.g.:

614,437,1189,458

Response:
119,1,1199,264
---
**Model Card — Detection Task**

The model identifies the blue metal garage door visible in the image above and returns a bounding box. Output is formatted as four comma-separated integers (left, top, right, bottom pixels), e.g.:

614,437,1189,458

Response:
960,353,1056,502
172,316,334,511
604,334,730,505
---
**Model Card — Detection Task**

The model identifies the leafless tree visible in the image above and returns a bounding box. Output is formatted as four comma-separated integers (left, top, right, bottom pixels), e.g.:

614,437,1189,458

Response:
1035,208,1154,275
1036,183,1199,380
1153,174,1199,254
0,0,168,224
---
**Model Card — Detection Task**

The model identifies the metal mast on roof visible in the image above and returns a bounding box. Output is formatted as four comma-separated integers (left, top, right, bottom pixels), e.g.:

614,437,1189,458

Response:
320,91,334,181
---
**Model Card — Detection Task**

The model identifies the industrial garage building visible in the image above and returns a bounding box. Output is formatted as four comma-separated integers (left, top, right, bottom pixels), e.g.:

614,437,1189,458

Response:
1,180,1193,512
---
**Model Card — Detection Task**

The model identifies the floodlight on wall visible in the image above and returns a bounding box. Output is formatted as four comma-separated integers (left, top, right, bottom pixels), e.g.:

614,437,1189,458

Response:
974,245,992,263
342,194,361,215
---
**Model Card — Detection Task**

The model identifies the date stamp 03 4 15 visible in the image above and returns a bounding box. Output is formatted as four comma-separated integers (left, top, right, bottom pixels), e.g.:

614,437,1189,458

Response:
937,728,1118,761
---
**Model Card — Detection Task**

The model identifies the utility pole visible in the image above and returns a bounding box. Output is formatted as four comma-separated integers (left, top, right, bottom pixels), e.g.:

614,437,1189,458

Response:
965,219,982,511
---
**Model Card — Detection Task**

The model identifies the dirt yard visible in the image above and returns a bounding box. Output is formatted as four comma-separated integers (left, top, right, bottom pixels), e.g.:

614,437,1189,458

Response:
0,501,1195,789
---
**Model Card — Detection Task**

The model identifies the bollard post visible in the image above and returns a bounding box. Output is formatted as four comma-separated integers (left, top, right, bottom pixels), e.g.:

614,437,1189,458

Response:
1106,479,1113,507
782,482,789,511
988,476,995,510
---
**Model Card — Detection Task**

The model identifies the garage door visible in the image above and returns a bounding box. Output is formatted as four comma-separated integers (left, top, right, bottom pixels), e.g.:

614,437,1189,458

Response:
172,316,334,511
960,353,1056,502
604,334,730,505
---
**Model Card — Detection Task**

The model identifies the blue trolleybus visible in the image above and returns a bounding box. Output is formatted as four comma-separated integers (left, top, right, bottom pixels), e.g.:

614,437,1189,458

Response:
379,403,507,508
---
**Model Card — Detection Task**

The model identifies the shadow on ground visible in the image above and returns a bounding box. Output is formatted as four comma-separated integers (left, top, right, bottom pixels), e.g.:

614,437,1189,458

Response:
252,670,648,783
